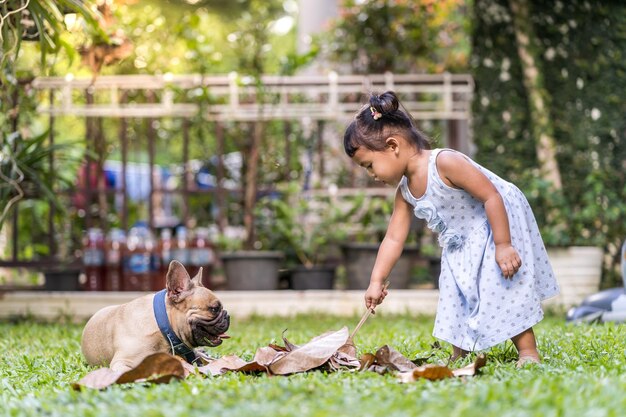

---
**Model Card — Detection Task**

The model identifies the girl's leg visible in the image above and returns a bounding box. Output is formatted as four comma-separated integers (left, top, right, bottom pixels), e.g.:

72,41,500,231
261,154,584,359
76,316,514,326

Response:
451,345,469,362
511,327,541,365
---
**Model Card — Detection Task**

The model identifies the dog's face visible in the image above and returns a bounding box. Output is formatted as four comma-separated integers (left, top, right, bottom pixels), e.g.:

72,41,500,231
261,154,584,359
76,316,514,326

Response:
165,261,230,348
185,288,230,347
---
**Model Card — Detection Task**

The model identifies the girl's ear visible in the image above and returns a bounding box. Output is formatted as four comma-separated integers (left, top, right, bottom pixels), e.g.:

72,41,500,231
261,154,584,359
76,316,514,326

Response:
385,136,400,153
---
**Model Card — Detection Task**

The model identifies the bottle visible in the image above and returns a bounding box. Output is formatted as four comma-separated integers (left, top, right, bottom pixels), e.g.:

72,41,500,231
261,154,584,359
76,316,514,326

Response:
82,228,105,291
105,228,126,291
172,226,190,267
189,227,215,287
144,227,162,291
123,223,151,291
157,228,174,282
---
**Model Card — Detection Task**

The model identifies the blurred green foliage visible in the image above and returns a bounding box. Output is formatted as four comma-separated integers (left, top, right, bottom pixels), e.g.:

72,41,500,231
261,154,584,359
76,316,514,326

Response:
323,0,469,73
471,0,626,284
255,183,361,267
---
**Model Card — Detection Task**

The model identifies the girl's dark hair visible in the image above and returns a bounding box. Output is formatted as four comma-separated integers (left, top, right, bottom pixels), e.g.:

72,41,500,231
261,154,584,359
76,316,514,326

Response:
343,91,430,157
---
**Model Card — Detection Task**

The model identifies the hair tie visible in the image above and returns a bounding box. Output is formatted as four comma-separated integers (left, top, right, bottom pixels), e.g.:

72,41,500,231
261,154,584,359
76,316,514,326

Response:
370,106,382,120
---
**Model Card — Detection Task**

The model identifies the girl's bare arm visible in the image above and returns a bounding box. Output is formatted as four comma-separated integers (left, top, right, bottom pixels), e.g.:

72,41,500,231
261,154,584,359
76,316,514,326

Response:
436,151,521,278
365,188,412,308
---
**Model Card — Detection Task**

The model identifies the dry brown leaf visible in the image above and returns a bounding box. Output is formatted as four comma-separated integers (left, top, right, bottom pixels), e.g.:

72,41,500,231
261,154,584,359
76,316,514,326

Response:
254,346,286,366
406,364,455,382
359,345,421,374
332,351,360,367
451,354,487,377
176,356,199,378
375,345,418,372
115,353,185,384
282,329,299,351
197,346,287,376
398,354,488,383
359,353,377,371
198,355,252,376
73,353,184,389
72,367,122,390
268,327,350,375
328,350,360,371
268,344,290,352
337,341,357,357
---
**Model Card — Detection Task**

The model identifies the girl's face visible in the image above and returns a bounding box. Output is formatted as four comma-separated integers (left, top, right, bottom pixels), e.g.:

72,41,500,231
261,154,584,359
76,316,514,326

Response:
351,143,404,186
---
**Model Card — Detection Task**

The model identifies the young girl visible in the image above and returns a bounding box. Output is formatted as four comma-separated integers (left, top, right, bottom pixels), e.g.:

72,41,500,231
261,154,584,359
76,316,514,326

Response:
344,91,559,365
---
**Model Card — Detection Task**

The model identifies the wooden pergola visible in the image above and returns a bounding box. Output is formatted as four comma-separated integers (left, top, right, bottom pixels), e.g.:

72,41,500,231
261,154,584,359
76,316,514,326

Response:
2,72,473,266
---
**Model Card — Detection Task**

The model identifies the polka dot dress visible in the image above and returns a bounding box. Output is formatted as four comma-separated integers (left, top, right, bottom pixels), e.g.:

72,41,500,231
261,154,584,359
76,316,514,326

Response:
399,149,560,351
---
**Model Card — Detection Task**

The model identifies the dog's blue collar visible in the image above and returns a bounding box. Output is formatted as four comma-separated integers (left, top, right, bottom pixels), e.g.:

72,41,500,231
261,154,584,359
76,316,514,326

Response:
153,289,199,364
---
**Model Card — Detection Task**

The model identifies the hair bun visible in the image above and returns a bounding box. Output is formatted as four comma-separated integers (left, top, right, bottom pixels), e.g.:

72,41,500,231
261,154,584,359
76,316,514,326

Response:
369,91,399,115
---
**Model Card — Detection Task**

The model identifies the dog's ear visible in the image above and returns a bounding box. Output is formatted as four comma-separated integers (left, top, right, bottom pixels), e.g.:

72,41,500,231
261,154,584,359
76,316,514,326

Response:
166,260,192,303
191,267,204,287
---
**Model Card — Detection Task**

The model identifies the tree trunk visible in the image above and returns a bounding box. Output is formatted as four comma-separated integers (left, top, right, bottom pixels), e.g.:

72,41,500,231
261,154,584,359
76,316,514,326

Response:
509,0,562,190
243,121,262,249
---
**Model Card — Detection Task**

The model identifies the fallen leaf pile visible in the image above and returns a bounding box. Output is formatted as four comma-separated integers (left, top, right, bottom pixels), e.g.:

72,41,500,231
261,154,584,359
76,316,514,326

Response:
197,327,360,376
74,327,487,390
360,345,487,382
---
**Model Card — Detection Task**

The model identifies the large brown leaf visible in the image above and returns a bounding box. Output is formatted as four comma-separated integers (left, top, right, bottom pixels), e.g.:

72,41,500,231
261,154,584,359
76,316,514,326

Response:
116,353,185,384
72,368,122,390
73,353,185,390
268,327,351,375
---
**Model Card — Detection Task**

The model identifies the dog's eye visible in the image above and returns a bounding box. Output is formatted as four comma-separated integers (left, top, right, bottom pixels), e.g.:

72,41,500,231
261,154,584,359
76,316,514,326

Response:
209,306,220,314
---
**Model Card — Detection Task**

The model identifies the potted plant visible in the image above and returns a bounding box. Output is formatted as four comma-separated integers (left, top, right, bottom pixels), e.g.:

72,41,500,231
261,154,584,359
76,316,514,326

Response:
255,184,357,290
340,194,422,290
214,225,283,291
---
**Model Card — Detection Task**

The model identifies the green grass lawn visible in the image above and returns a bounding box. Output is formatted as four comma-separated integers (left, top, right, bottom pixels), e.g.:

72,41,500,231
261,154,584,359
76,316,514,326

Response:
1,313,625,417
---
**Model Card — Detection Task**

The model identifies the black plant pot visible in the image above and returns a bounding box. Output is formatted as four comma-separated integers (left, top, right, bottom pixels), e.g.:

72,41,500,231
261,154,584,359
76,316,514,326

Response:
43,268,82,291
290,265,336,290
341,243,420,290
220,251,283,290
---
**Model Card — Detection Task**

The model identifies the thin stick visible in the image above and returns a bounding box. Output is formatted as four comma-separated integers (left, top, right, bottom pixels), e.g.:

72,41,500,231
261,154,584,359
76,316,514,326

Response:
349,281,389,340
349,308,373,340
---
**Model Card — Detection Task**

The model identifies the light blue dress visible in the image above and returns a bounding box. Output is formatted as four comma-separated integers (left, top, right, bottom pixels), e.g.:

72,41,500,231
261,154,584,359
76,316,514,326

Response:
399,149,559,350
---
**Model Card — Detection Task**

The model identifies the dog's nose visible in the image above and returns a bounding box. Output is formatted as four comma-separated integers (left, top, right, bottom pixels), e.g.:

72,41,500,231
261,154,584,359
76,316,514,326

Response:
219,310,230,331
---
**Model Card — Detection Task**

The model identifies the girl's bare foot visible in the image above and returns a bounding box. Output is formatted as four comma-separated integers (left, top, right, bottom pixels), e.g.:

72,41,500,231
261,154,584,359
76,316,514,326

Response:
512,327,541,367
450,345,469,362
516,355,541,367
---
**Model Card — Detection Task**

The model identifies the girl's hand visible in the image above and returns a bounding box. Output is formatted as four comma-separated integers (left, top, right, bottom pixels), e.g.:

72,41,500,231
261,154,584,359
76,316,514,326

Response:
365,282,389,310
495,243,522,279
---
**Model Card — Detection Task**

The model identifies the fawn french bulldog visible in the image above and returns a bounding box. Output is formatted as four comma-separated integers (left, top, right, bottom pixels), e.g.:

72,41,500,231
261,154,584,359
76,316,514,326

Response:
81,260,230,372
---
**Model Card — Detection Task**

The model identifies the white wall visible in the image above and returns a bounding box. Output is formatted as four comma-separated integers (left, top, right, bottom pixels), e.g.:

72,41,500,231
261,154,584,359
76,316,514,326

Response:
297,0,338,54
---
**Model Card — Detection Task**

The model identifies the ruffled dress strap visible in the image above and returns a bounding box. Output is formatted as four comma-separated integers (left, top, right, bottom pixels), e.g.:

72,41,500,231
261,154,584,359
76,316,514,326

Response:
398,149,466,251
